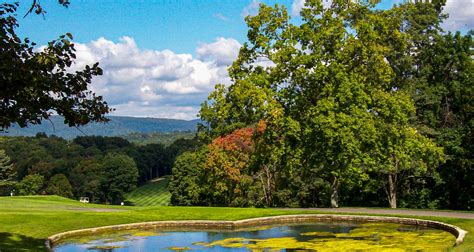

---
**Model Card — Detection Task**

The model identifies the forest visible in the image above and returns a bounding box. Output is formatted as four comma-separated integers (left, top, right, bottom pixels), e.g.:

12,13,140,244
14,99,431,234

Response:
0,133,198,204
169,1,473,210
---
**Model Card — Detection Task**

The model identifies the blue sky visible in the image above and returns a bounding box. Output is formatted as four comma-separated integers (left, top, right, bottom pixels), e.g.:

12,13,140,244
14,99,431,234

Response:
16,0,286,54
16,0,403,54
14,0,473,119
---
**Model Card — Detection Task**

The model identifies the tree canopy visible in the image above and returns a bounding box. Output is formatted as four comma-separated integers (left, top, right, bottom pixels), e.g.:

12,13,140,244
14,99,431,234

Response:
0,2,111,130
172,0,472,209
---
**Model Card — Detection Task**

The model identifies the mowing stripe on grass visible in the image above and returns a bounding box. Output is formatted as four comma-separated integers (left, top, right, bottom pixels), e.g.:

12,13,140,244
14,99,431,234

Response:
125,177,171,206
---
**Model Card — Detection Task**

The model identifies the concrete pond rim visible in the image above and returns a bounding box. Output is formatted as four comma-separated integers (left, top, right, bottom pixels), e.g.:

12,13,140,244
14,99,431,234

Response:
46,214,468,249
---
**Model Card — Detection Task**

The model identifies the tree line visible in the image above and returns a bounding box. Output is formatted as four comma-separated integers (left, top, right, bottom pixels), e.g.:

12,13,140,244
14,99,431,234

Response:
170,1,472,210
0,134,198,204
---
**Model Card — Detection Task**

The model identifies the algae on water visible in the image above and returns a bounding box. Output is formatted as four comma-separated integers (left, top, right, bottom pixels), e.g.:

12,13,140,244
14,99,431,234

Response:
194,223,455,251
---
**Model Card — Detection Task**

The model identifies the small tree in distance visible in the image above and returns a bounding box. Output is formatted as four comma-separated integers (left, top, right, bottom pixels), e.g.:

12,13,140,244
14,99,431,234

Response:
101,154,138,204
46,174,74,198
0,149,16,195
16,174,44,196
0,149,15,182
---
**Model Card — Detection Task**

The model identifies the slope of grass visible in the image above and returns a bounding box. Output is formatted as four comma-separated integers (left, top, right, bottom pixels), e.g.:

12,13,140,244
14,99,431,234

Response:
0,196,472,251
125,177,171,206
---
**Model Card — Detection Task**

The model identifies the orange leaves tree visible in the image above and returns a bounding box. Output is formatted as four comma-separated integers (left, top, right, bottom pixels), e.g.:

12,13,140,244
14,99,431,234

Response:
203,122,265,206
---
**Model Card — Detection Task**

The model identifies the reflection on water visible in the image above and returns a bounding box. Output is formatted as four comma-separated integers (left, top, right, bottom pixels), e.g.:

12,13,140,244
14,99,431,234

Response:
54,222,455,251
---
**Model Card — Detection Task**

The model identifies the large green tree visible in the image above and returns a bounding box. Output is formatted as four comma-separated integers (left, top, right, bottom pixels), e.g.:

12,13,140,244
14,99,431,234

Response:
0,2,111,130
199,0,444,208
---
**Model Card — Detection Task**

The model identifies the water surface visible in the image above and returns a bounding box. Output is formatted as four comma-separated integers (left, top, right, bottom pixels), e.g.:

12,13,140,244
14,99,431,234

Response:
54,222,455,251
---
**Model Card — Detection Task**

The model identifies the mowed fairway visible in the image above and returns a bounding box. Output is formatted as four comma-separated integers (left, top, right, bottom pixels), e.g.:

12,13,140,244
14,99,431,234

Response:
0,196,473,251
125,177,171,206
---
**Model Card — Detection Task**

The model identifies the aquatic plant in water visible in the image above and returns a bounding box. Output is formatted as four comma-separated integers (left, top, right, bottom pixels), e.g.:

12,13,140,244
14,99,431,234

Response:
196,223,454,251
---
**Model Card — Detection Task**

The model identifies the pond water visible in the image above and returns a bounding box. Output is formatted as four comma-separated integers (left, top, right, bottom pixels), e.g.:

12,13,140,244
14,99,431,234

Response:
54,222,455,251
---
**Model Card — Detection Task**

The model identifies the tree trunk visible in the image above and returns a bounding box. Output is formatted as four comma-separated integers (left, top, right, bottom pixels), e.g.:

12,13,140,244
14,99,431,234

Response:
259,164,274,207
388,173,397,208
330,176,339,208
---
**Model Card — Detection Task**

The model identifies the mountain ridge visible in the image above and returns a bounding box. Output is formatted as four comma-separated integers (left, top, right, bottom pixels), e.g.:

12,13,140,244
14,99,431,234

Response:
0,115,200,139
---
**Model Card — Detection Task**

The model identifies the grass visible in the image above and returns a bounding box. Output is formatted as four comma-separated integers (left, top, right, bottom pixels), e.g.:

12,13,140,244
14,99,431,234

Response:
125,177,171,206
0,195,472,251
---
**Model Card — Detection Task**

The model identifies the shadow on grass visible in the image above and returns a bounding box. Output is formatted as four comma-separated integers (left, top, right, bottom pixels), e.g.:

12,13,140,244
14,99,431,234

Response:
0,232,46,251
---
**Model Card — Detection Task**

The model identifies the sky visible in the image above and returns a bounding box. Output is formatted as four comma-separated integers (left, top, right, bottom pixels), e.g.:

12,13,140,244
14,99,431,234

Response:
14,0,474,120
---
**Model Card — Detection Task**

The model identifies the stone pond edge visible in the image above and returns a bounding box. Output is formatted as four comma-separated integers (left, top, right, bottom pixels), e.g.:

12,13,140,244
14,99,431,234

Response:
46,214,468,249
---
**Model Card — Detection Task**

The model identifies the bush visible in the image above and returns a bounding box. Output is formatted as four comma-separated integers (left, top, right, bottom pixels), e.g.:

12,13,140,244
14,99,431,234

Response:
16,174,44,195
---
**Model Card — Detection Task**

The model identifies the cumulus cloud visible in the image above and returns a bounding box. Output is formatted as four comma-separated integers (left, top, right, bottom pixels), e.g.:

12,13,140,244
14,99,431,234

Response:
242,0,261,18
196,37,242,66
442,0,474,31
71,36,234,120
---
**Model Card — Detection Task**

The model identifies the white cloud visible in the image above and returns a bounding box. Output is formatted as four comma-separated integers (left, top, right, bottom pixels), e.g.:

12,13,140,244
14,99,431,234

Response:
291,0,332,17
291,0,306,17
112,102,200,120
71,36,235,120
196,37,242,66
242,0,261,18
442,0,474,31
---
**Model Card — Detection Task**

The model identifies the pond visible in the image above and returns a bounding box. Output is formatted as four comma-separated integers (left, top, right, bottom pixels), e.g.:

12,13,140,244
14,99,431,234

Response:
54,222,455,251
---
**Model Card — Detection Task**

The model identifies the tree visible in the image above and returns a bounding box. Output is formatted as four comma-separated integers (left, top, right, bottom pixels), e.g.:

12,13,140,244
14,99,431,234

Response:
28,160,55,180
69,158,104,202
169,151,206,206
166,137,200,174
369,91,444,208
101,153,138,204
0,149,15,182
408,31,473,210
383,2,472,210
0,2,111,130
203,124,264,206
199,0,444,208
0,149,16,195
46,173,73,198
127,144,168,183
73,136,132,153
16,174,44,195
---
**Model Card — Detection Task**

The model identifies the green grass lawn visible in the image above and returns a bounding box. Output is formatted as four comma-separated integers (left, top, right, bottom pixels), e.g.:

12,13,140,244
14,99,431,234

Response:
124,177,171,206
0,196,472,251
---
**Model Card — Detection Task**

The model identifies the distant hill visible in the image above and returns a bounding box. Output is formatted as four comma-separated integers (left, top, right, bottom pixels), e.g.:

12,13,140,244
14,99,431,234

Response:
0,115,200,139
123,131,196,146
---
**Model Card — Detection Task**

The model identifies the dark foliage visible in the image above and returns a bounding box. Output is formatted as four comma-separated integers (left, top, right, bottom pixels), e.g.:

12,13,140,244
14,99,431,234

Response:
0,134,198,204
0,3,111,130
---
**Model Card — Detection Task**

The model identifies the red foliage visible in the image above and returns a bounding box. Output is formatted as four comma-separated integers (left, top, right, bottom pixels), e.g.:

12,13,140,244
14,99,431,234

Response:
205,121,267,182
209,120,267,152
